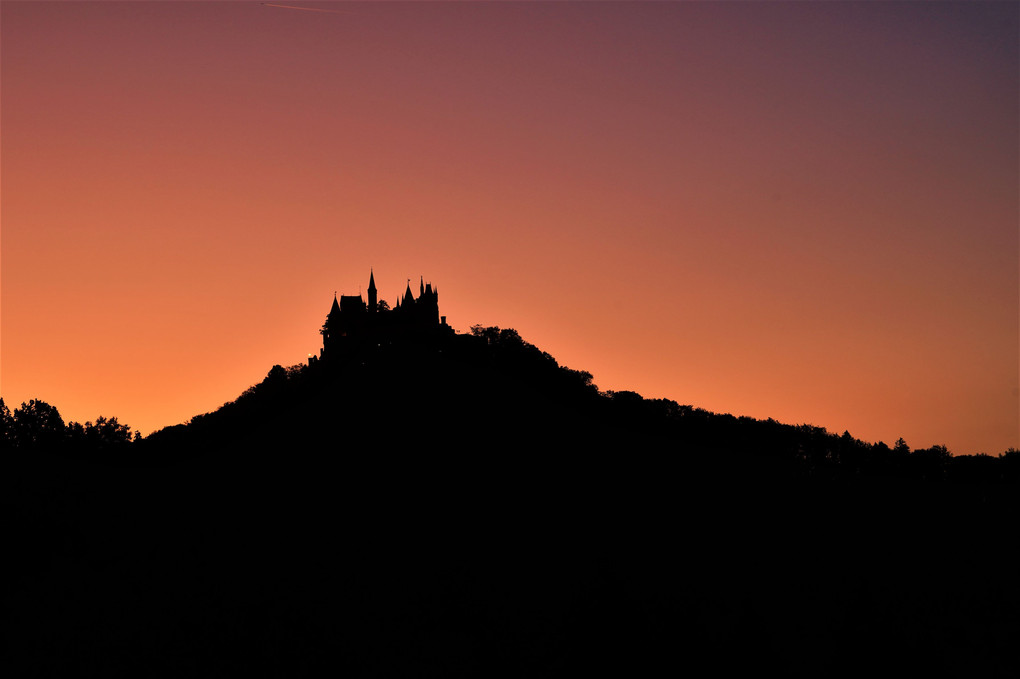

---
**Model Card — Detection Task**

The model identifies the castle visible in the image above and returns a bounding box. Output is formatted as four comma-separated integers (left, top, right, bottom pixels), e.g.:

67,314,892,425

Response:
316,270,454,361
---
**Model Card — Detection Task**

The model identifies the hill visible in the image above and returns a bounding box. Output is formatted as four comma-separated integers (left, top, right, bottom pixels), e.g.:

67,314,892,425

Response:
3,326,1019,676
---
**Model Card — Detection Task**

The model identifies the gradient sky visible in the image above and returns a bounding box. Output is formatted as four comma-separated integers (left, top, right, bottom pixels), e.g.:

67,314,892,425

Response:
2,1,1017,454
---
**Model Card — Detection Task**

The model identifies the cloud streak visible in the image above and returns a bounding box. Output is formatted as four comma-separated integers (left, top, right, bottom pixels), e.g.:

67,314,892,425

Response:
262,3,351,14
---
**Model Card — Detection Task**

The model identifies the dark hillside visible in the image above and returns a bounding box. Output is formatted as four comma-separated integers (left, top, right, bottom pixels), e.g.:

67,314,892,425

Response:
3,328,1019,677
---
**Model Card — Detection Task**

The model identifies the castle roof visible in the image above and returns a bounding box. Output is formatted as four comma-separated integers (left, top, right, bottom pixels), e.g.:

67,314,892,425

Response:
339,294,366,313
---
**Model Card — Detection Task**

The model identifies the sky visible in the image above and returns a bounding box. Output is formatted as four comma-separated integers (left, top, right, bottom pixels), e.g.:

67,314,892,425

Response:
2,1,1017,454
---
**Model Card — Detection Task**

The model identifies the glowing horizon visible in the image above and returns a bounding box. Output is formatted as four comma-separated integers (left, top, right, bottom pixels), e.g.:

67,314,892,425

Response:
2,1,1017,454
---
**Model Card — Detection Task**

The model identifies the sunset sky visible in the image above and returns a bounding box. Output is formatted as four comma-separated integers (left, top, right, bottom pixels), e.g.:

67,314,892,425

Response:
2,1,1017,454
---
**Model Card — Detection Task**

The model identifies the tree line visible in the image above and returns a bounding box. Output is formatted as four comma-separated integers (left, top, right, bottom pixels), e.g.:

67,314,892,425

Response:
0,397,136,452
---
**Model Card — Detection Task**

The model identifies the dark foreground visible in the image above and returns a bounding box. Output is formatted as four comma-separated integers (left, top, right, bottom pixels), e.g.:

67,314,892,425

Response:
4,442,1018,678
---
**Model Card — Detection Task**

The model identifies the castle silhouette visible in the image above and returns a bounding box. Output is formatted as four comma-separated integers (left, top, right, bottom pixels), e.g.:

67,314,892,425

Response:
316,270,455,361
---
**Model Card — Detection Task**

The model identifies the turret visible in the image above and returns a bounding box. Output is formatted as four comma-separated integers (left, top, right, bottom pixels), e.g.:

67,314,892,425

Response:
368,269,378,312
403,280,415,308
321,293,342,358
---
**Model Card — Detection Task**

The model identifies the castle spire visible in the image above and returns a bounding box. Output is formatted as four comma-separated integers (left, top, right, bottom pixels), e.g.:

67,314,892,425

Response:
368,268,378,311
420,275,424,297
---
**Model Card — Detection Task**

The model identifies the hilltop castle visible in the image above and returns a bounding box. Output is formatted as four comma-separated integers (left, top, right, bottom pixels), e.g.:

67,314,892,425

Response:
317,270,453,361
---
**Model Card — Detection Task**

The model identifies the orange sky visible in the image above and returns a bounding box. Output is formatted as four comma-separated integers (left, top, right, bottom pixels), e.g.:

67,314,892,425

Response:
2,1,1017,454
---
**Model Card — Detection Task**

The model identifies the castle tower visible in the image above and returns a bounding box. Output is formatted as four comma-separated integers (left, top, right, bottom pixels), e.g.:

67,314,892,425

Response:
419,279,439,325
368,269,378,312
403,280,415,308
321,293,342,357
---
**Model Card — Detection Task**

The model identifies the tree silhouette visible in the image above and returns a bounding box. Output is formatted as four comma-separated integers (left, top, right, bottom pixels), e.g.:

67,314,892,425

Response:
12,399,65,449
65,415,134,450
0,398,13,450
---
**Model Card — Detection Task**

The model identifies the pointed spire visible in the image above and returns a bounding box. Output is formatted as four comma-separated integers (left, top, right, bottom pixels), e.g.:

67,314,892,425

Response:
420,275,424,297
368,268,378,311
329,292,340,315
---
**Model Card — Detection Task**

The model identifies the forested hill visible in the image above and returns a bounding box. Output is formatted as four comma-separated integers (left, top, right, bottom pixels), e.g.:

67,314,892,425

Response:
4,325,1017,479
133,325,1016,483
2,327,1019,676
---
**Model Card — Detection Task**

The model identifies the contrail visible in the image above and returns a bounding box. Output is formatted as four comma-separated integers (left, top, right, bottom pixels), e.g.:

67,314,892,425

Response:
262,3,352,14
